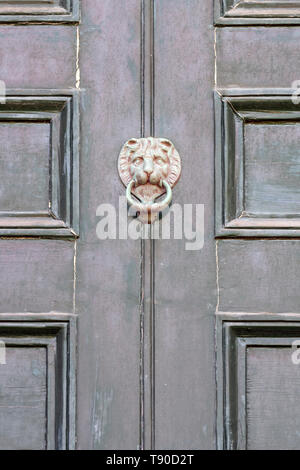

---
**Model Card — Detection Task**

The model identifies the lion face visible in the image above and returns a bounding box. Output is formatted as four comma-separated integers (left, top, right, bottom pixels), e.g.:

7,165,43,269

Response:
118,137,181,191
129,142,170,187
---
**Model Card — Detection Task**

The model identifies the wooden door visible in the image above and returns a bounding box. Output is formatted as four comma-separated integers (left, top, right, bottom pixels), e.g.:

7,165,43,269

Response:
1,0,300,451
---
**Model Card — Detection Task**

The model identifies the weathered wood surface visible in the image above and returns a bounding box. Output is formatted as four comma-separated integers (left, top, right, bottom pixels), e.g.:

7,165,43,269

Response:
154,0,216,450
1,0,300,451
215,91,300,237
216,5,300,451
215,0,300,25
0,123,49,212
217,27,300,88
247,346,300,450
217,315,300,450
76,0,141,450
218,240,300,313
0,240,74,313
0,315,76,450
0,0,80,22
0,346,47,450
0,26,76,89
0,0,77,450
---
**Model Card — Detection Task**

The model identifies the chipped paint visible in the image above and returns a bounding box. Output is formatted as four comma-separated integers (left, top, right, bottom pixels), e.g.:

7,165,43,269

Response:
76,26,80,89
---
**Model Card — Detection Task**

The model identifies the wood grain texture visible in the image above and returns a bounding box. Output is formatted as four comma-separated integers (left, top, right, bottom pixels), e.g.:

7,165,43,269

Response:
218,240,300,313
0,346,47,450
215,91,300,236
216,11,300,450
0,92,79,237
0,0,79,22
215,0,300,24
216,315,300,450
0,240,74,313
76,0,141,450
0,315,76,450
0,0,78,450
2,0,300,451
247,346,300,450
217,27,300,88
0,26,76,88
0,122,50,212
244,122,300,215
154,0,216,450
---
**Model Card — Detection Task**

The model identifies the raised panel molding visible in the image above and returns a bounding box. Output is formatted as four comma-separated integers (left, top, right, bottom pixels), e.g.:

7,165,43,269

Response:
0,313,76,450
0,0,79,23
0,90,79,238
215,89,300,238
216,312,300,450
215,0,300,25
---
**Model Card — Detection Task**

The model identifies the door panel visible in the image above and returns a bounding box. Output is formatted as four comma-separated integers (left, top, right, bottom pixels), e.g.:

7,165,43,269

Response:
77,0,141,450
217,27,300,88
155,0,216,450
0,0,79,23
0,241,74,313
247,346,300,450
217,315,300,450
0,27,76,88
0,122,50,212
216,2,300,450
218,240,300,313
215,91,300,237
0,315,76,450
216,0,300,25
0,0,300,451
0,0,78,450
0,346,48,450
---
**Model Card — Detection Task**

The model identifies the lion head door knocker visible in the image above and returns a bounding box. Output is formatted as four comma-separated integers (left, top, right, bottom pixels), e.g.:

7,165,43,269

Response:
118,137,181,224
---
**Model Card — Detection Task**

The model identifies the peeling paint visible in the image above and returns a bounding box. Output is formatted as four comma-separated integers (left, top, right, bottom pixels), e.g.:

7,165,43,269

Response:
73,240,77,314
214,28,217,88
76,26,80,89
92,388,114,449
216,240,220,313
